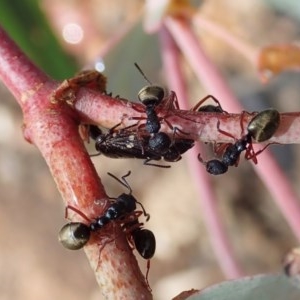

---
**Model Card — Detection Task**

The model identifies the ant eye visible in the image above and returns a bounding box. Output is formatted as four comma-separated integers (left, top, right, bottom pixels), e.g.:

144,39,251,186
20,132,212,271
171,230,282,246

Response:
138,85,165,105
58,222,90,250
247,109,280,142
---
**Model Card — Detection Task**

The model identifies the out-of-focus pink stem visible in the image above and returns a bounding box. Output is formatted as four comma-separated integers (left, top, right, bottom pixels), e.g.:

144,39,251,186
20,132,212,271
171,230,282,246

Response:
193,14,258,66
0,28,50,106
165,17,242,113
254,149,300,240
159,25,243,278
165,17,300,241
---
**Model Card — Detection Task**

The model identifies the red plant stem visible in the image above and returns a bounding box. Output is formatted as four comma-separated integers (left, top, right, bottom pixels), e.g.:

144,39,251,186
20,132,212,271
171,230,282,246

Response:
159,25,244,278
0,27,151,299
0,28,50,106
74,89,300,144
165,17,300,241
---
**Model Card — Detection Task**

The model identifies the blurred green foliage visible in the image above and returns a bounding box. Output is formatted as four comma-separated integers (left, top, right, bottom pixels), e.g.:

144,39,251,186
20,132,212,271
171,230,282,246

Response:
104,21,161,100
0,0,78,79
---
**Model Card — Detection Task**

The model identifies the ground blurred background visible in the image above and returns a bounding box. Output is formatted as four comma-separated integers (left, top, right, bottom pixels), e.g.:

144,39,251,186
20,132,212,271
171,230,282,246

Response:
0,0,300,299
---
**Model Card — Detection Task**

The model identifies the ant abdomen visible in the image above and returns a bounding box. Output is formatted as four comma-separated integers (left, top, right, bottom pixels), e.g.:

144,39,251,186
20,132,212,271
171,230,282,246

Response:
58,222,90,250
138,85,165,106
132,229,156,260
247,108,280,142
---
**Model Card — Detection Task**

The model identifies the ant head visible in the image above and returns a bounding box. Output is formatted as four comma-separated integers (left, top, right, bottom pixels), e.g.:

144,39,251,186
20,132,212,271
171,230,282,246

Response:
117,193,137,212
138,85,165,106
89,125,103,140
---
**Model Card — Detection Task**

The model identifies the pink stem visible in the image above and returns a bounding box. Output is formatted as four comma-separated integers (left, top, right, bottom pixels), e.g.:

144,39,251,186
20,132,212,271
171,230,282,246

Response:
0,28,51,106
159,25,244,278
193,14,258,66
0,27,152,299
165,17,300,241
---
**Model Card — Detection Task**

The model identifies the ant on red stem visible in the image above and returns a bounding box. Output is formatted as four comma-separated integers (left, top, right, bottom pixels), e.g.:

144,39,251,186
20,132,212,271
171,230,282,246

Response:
191,94,228,114
198,108,280,175
58,171,155,283
89,123,194,168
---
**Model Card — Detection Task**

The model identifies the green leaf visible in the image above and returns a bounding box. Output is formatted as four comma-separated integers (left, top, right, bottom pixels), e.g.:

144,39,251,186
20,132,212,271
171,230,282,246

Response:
183,274,300,300
0,0,78,79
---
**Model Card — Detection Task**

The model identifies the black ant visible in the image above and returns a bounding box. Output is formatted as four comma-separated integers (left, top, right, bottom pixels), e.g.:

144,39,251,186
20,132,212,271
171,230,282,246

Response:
58,171,155,281
131,63,187,155
198,122,252,175
89,124,194,168
191,95,227,114
198,108,280,175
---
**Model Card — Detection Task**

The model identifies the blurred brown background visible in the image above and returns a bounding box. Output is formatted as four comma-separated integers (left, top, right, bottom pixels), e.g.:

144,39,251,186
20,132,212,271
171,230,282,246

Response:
1,0,300,299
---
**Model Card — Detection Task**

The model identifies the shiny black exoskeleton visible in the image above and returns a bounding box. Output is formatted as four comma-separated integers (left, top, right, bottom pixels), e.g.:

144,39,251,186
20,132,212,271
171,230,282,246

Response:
221,134,252,167
89,125,195,168
198,133,251,175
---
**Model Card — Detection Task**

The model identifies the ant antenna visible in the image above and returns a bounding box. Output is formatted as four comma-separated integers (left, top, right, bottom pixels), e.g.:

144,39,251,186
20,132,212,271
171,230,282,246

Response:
107,171,150,220
107,171,132,194
134,62,152,85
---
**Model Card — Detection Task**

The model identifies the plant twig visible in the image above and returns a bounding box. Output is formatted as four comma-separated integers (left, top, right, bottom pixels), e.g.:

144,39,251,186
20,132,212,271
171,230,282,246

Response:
159,24,244,278
165,16,300,242
0,27,152,299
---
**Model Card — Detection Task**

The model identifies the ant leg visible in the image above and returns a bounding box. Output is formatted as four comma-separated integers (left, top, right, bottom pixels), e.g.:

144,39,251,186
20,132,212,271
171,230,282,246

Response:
216,120,236,140
161,91,180,110
143,158,171,169
108,122,123,133
239,110,253,136
65,205,90,223
170,125,190,137
145,260,152,292
121,217,143,235
213,142,230,157
95,234,116,270
191,95,226,112
89,151,101,157
120,207,149,224
246,142,278,162
197,153,206,165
